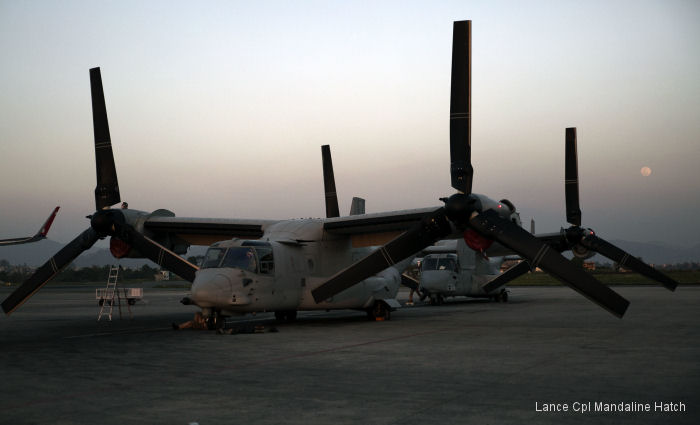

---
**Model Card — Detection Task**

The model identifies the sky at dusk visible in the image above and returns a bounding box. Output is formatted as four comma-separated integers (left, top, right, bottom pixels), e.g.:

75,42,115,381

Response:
1,0,699,249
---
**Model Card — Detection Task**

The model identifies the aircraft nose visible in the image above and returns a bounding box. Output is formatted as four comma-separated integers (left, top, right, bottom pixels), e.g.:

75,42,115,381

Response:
190,273,231,307
420,271,450,291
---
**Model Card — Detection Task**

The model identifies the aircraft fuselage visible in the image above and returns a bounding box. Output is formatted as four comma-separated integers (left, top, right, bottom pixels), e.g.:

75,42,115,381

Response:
186,219,407,317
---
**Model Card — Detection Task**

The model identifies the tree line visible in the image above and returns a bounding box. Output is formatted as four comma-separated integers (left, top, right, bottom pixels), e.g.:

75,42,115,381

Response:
0,259,182,284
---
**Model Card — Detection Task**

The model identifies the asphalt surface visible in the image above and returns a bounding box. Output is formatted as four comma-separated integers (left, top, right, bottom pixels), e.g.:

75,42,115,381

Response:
0,284,698,425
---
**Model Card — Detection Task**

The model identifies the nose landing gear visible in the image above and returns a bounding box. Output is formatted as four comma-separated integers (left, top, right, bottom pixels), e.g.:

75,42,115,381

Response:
491,289,509,303
203,309,224,330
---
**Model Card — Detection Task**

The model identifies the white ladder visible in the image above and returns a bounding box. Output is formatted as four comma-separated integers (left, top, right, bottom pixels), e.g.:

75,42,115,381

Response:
98,265,123,321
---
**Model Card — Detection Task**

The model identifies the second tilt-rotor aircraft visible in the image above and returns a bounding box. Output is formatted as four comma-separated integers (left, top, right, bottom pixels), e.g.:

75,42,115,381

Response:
2,21,677,326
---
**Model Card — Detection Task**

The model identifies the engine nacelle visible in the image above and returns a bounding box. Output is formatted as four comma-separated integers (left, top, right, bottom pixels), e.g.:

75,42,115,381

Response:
499,198,522,227
565,227,597,259
108,208,189,258
571,243,595,259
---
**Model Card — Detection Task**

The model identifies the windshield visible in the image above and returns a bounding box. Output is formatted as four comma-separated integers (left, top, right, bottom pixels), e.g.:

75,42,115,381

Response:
421,256,458,272
201,245,274,274
202,248,226,268
221,247,258,273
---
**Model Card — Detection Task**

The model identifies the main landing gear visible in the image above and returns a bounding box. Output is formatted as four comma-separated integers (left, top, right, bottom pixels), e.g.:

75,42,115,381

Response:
367,301,391,321
275,310,297,322
491,289,509,303
429,293,445,306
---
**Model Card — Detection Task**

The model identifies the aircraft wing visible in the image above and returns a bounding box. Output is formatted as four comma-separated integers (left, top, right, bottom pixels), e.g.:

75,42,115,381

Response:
485,231,567,257
323,208,564,252
0,206,60,246
143,216,279,246
323,207,442,247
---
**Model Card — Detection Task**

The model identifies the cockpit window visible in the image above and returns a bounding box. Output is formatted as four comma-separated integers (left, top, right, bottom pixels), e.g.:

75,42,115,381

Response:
242,241,274,274
421,256,458,272
256,248,274,274
438,258,458,271
201,244,274,274
201,248,226,269
221,247,258,273
422,257,438,271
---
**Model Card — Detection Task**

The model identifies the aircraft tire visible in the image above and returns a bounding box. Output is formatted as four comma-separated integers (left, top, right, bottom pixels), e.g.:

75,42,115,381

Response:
206,310,223,330
275,310,297,322
430,294,444,306
367,301,391,321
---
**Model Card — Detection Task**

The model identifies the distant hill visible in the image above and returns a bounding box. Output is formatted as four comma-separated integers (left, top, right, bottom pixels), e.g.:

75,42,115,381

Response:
0,239,207,268
1,237,698,269
602,240,700,266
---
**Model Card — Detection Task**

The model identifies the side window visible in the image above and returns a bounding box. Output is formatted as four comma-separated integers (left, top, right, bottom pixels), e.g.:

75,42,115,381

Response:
257,248,274,275
422,257,438,271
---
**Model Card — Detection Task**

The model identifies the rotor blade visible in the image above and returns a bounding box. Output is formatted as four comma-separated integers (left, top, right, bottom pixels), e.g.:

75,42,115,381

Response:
90,67,121,210
581,235,677,291
482,260,531,294
2,228,99,315
312,208,452,303
449,20,473,194
115,223,199,282
565,127,581,226
469,209,629,317
321,145,340,218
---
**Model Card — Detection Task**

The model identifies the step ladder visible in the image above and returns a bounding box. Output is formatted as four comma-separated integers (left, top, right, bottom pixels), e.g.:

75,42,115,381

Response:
97,265,132,321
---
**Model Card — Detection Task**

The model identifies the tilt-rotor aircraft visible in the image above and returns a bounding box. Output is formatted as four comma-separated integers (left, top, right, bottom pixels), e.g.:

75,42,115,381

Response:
481,127,679,294
0,207,60,246
2,21,677,326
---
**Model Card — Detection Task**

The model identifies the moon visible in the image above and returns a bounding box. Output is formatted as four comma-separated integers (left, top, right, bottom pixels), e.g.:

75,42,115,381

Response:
641,166,652,177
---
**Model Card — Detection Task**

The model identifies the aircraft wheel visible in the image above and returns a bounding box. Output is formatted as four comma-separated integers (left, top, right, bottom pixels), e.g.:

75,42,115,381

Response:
501,291,509,303
275,310,297,322
419,290,429,302
206,311,223,330
430,294,444,306
368,302,390,321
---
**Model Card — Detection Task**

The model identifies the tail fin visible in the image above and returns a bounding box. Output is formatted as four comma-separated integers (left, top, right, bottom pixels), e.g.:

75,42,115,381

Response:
349,197,365,215
37,206,60,237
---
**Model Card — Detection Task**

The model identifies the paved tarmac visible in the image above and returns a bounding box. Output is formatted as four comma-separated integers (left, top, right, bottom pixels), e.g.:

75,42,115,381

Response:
0,284,698,425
